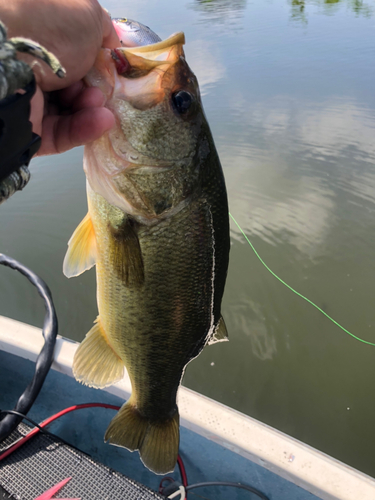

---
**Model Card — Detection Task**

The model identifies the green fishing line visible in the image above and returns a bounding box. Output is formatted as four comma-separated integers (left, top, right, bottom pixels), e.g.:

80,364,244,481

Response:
229,212,375,347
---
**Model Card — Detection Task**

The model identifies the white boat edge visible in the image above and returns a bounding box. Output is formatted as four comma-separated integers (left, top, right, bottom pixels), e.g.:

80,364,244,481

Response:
1,314,374,500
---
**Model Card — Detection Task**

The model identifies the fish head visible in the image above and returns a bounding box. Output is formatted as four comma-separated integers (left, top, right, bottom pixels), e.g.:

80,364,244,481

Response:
84,33,212,219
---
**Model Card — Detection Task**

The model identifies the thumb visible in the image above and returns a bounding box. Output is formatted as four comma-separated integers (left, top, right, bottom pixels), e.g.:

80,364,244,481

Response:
101,8,120,49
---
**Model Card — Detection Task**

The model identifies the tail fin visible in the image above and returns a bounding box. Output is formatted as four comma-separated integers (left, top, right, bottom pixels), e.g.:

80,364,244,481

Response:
104,401,179,474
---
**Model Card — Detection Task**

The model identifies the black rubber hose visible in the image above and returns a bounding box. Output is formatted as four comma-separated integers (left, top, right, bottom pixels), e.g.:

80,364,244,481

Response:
0,253,58,441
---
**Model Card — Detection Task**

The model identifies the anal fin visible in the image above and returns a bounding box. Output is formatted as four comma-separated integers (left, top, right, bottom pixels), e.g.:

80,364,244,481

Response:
63,212,97,278
73,317,124,388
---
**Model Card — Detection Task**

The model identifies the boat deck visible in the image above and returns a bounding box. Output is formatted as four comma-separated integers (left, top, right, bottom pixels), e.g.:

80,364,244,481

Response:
0,422,163,500
0,349,318,500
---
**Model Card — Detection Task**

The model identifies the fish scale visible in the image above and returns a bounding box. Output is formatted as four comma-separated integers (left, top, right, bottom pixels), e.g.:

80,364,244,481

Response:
91,188,223,414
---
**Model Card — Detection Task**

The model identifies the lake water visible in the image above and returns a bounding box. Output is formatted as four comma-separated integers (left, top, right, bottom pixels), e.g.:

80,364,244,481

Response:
1,0,375,478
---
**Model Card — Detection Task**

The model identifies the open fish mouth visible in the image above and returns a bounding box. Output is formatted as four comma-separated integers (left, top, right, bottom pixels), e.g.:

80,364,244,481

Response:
111,32,185,71
112,32,188,111
85,32,189,109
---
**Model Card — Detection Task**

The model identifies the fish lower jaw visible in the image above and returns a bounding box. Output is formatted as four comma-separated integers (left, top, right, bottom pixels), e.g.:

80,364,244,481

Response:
110,141,176,170
102,132,174,172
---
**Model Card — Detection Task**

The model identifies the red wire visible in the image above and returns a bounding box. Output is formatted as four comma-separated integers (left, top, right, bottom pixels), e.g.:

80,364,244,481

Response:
0,402,189,498
177,455,188,487
0,403,120,461
177,455,188,499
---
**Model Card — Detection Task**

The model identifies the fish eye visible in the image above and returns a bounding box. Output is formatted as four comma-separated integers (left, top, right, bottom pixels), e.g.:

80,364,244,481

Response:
172,91,193,115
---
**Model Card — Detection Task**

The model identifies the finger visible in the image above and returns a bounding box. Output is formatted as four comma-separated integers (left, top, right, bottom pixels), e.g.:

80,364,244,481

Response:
102,8,121,49
57,82,86,108
46,86,105,116
72,87,105,112
29,85,45,137
37,107,115,156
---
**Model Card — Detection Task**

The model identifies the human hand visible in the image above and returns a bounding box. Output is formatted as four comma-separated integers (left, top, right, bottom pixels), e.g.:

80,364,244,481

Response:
0,0,121,155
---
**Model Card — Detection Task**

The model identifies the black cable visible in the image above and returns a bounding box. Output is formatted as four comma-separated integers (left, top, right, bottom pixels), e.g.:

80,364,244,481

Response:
0,410,48,455
0,409,73,457
0,254,58,442
0,410,46,433
185,481,269,500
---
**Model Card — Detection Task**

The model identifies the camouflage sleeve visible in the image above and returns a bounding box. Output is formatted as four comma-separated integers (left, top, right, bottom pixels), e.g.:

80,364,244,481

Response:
0,20,65,204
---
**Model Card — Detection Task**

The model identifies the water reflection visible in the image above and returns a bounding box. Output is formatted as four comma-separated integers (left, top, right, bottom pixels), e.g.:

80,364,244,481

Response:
224,96,375,255
290,0,373,23
184,41,226,95
230,299,277,360
190,0,247,24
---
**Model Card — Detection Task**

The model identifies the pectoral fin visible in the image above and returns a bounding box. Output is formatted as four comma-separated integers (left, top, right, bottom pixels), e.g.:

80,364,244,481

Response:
63,213,97,278
208,316,229,345
110,218,144,287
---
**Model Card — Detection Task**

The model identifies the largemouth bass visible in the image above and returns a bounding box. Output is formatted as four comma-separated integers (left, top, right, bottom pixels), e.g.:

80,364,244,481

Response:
63,32,230,474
